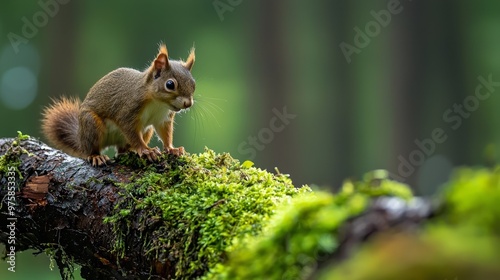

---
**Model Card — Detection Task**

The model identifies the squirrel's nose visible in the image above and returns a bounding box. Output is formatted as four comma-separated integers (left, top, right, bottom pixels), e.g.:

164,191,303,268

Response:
184,99,193,108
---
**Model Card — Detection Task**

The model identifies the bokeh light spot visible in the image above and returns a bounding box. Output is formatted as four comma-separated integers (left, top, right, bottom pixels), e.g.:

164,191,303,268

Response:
0,66,38,110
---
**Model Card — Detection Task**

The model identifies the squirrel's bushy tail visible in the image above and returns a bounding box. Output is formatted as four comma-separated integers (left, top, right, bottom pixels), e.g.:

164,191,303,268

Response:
41,97,82,157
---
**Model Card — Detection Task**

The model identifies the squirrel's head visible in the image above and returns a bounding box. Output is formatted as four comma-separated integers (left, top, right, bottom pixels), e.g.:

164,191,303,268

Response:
147,44,195,112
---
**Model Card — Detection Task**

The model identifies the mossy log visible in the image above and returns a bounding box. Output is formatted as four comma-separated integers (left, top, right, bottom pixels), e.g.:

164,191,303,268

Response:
0,136,447,280
0,136,310,279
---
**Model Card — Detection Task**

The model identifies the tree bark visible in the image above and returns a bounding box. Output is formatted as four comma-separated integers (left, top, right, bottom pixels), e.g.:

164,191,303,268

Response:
0,137,164,279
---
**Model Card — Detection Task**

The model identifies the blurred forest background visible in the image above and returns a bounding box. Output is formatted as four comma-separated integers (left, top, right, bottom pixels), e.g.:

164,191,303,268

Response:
1,0,500,279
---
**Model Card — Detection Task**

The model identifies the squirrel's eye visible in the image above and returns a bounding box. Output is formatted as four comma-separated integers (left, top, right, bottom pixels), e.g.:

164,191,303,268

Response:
165,79,176,91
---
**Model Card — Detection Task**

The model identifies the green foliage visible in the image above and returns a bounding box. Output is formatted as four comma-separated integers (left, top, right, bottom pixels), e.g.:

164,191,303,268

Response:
16,130,30,141
443,166,500,233
320,226,500,280
204,173,412,280
104,148,310,279
320,166,500,279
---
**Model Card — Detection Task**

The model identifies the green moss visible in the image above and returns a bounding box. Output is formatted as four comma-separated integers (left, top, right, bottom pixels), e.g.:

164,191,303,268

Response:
42,243,75,280
204,173,412,280
0,131,30,180
115,151,153,169
104,148,310,279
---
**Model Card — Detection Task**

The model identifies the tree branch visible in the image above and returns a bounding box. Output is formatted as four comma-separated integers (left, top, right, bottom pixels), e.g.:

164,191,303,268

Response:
0,137,439,280
0,137,167,279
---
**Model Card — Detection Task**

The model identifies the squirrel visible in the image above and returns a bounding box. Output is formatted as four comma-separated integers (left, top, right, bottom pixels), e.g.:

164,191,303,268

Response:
41,44,195,166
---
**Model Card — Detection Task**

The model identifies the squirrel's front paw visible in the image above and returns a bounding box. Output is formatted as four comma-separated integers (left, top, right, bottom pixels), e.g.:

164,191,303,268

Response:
165,146,185,156
136,147,161,161
87,155,110,167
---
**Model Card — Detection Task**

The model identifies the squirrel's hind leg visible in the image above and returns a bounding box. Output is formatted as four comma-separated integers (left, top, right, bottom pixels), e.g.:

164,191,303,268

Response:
117,144,131,154
87,155,110,166
78,110,109,166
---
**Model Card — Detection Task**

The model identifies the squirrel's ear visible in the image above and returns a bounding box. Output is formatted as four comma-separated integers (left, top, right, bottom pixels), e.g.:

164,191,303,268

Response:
154,44,170,72
183,47,195,71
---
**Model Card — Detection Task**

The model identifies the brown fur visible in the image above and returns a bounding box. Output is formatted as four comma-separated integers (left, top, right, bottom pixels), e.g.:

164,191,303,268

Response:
41,44,196,166
42,97,82,157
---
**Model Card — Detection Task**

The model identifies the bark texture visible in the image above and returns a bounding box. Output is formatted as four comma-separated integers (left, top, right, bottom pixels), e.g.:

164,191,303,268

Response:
0,137,165,279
